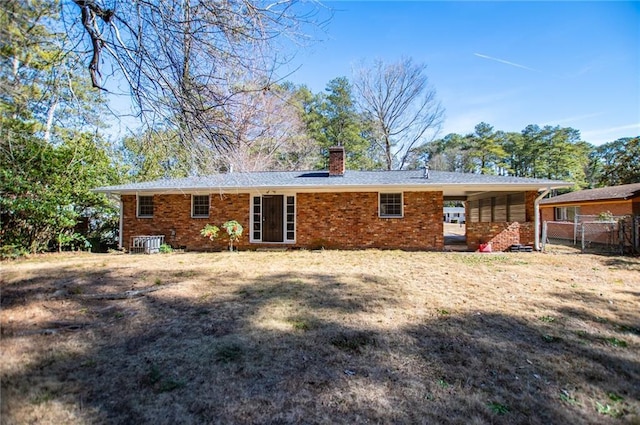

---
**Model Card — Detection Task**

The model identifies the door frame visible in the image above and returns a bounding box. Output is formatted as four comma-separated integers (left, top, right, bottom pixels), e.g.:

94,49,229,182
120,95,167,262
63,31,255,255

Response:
250,192,296,244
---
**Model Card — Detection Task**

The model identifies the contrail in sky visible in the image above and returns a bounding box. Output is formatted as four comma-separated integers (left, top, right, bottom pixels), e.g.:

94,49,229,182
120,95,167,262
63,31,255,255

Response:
474,53,540,72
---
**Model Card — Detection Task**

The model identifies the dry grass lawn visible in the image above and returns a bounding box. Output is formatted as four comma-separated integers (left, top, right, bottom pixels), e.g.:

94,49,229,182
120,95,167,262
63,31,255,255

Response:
1,249,639,424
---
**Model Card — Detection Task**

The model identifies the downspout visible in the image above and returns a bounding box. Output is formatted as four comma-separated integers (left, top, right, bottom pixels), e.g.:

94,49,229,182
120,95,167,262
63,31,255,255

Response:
118,195,123,250
107,193,123,249
534,188,551,251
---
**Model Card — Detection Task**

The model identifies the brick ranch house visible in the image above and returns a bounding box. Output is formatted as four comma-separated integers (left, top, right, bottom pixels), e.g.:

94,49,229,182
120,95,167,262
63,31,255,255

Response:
540,183,640,222
94,147,569,252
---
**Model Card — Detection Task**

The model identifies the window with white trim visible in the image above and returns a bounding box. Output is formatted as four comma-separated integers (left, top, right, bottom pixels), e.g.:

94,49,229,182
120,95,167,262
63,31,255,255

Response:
379,193,403,218
192,195,210,217
286,195,295,241
554,206,579,221
137,195,154,217
252,196,262,241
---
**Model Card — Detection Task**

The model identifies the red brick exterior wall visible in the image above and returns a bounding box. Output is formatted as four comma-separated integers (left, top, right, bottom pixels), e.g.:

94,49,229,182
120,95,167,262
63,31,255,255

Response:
122,194,250,251
525,191,537,221
540,200,634,223
121,191,444,251
295,191,443,250
466,222,535,252
540,207,555,223
121,189,544,252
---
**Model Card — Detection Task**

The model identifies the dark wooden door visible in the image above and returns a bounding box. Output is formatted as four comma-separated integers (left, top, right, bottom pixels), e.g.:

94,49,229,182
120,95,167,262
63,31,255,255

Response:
262,195,283,242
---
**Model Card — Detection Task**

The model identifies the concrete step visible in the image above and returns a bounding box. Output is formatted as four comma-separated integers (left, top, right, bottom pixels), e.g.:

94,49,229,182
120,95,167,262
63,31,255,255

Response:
444,244,471,252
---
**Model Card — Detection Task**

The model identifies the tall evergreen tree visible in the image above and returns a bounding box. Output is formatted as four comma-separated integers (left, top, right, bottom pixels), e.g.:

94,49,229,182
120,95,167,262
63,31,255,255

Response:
420,133,474,173
307,77,375,170
595,137,640,186
465,122,508,175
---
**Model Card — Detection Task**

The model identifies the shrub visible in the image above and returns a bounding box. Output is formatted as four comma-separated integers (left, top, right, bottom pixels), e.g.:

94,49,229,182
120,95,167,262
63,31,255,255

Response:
0,245,29,260
200,224,220,241
596,211,614,222
222,220,243,251
159,243,173,254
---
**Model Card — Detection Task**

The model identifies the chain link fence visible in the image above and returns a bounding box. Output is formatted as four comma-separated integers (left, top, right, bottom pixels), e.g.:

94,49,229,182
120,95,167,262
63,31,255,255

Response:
542,215,639,255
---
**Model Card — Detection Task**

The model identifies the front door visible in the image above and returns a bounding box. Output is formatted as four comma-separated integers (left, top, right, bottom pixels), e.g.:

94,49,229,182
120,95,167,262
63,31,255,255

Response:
262,195,284,242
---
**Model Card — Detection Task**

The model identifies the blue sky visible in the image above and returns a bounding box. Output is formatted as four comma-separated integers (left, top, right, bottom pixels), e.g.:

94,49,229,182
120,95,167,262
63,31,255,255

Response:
283,1,639,146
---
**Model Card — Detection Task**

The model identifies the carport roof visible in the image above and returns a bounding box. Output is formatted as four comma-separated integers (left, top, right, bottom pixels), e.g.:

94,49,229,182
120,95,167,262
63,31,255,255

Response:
94,169,570,197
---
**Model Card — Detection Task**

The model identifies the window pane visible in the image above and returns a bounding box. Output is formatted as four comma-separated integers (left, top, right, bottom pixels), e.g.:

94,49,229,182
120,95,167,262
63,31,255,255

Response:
285,197,295,241
138,196,154,216
253,197,262,241
192,195,210,217
380,193,402,217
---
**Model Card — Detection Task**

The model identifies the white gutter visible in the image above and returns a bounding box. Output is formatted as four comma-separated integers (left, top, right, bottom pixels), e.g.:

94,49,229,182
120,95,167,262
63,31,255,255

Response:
534,188,551,251
94,183,565,196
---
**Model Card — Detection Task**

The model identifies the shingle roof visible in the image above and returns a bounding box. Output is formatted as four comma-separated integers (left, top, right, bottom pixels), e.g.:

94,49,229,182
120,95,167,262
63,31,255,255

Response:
94,170,569,195
540,183,640,205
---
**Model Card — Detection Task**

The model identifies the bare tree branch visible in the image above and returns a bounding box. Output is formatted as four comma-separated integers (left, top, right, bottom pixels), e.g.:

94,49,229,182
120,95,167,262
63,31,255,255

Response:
63,0,327,173
353,57,444,170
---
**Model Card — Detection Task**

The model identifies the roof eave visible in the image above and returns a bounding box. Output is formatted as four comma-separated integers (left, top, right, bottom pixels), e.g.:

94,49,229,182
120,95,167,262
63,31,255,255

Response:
93,181,571,196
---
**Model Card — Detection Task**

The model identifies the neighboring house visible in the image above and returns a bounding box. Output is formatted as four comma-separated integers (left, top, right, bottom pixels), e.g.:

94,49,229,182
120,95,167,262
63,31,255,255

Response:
540,183,640,223
443,207,465,223
94,147,569,252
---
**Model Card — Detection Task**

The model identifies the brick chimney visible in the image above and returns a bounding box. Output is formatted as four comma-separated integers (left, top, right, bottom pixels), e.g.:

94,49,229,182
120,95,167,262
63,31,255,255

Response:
328,146,345,176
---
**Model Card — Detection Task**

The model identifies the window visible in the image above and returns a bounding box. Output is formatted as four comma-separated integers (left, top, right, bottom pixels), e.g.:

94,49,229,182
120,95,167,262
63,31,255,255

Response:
252,196,262,241
554,206,578,221
379,193,403,217
137,195,154,217
286,196,295,241
192,195,210,217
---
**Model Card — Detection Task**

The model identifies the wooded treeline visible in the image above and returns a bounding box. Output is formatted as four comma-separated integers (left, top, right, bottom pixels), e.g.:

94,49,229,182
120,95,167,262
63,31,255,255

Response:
419,123,639,189
1,1,638,255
